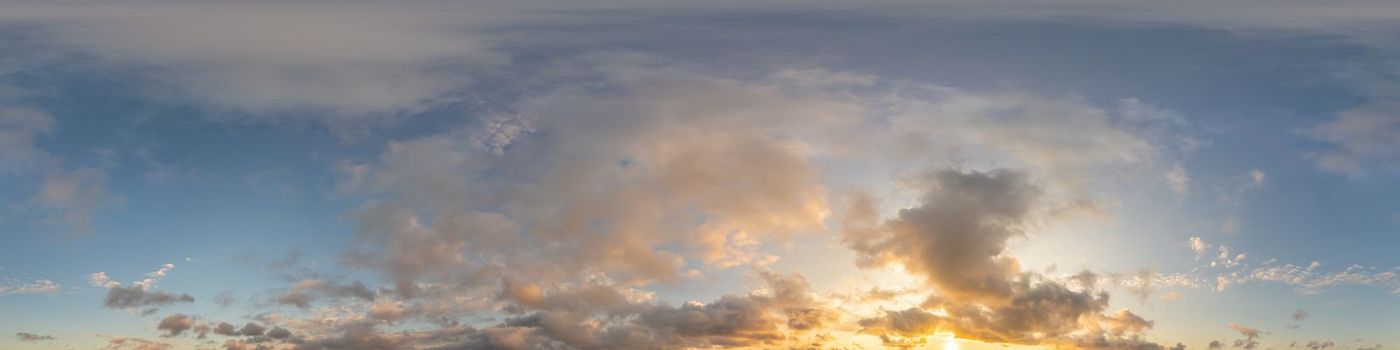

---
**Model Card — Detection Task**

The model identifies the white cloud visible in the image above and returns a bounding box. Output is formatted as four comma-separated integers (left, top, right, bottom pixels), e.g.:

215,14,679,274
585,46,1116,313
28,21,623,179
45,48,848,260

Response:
1189,236,1210,260
88,272,118,288
0,278,60,296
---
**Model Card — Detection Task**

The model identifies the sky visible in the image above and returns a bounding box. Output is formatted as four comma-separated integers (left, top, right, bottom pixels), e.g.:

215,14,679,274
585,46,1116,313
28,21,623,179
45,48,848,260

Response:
0,1,1398,349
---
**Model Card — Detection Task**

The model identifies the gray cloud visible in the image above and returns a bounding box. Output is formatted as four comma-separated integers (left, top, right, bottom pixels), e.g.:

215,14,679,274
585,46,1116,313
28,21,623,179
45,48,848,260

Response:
844,169,1038,302
214,322,239,337
156,314,195,337
104,285,194,313
847,169,1168,349
0,3,506,124
239,323,267,337
1229,323,1264,350
275,279,376,308
1288,309,1309,330
14,332,55,342
268,327,293,340
1306,340,1336,350
340,62,862,302
93,264,194,314
290,271,836,349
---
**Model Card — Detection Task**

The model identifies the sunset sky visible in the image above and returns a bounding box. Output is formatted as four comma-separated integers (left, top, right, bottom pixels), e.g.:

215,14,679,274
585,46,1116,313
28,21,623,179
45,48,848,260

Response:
1,1,1398,349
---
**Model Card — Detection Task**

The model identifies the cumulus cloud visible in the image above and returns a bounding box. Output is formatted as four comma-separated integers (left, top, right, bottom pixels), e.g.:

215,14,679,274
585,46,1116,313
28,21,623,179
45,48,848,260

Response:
9,47,1196,348
267,327,292,340
1229,323,1264,350
156,314,194,337
213,322,239,337
341,62,865,302
238,322,267,337
277,58,1188,349
847,169,1168,348
842,169,1039,302
91,263,194,314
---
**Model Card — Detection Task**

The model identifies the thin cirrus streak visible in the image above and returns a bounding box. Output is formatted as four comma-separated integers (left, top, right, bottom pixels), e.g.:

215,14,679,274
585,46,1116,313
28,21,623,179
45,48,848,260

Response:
0,1,1397,350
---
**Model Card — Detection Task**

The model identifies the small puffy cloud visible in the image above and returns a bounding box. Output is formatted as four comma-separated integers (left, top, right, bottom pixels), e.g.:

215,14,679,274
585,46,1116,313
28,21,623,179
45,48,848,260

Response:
1288,309,1309,329
1248,168,1266,186
1189,236,1210,260
266,327,292,340
212,322,238,336
89,272,119,288
237,323,266,337
156,314,194,337
1211,245,1247,269
1229,323,1265,350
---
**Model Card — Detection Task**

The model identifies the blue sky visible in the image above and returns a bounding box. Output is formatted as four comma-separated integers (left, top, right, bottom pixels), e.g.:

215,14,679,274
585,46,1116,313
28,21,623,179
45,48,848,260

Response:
0,1,1398,350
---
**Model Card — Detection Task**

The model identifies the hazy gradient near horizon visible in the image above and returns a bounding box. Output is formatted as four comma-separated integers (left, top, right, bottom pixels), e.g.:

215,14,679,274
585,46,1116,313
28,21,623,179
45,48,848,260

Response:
1,1,1398,350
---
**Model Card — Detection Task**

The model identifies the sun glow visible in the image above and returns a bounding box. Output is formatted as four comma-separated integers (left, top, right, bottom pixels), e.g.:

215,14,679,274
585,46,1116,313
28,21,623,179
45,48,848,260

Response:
943,336,960,350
